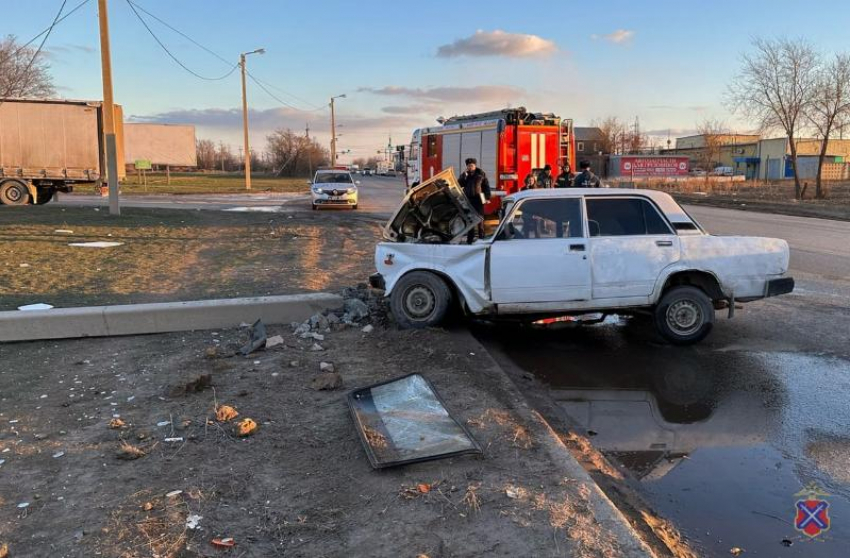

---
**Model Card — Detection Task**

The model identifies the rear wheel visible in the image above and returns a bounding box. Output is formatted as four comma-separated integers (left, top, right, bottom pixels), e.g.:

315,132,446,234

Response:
0,180,30,206
390,271,452,329
35,188,56,205
311,203,318,211
654,286,714,345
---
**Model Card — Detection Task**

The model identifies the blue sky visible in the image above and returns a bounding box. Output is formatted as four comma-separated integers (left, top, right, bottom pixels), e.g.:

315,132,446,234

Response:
5,0,850,159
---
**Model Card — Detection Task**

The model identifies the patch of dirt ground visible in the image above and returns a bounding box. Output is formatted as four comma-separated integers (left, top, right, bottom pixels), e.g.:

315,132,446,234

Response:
0,206,381,311
0,320,625,557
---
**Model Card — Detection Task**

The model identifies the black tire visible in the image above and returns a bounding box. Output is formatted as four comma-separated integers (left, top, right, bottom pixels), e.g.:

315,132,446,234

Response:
35,188,56,205
390,271,452,329
311,203,318,211
653,286,715,345
352,204,358,210
0,180,30,206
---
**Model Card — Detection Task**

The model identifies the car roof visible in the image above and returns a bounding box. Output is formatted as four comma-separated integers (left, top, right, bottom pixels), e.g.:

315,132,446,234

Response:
505,188,691,223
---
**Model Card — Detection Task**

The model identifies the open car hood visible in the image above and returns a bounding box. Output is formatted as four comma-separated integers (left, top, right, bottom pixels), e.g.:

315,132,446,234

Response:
383,168,482,243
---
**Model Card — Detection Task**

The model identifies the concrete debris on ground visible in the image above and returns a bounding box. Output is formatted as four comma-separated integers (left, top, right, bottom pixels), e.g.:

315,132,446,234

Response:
311,372,343,391
319,362,335,373
265,335,285,349
289,284,386,341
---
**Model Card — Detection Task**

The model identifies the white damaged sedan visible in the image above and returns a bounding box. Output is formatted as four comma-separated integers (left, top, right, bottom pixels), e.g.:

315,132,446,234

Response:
370,169,794,344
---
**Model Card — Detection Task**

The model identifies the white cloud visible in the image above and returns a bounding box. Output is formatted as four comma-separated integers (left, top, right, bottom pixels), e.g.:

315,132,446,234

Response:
436,30,557,58
359,85,525,103
592,29,635,45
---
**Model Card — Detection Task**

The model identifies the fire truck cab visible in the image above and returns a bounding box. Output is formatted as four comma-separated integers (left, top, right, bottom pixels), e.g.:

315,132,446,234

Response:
406,107,575,214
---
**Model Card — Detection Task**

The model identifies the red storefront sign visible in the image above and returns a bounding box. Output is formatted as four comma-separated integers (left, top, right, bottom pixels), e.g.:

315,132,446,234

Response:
620,156,689,176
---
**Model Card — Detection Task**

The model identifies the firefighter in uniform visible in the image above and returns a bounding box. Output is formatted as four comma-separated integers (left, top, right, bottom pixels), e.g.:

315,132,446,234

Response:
556,163,573,188
573,161,602,188
458,158,491,242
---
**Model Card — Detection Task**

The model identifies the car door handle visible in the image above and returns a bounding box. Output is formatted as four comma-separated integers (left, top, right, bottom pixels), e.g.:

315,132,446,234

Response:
569,243,585,252
656,240,673,247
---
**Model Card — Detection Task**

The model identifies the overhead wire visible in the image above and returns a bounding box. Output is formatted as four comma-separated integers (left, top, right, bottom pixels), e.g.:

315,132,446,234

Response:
126,0,327,112
124,0,238,81
0,0,91,67
1,0,69,103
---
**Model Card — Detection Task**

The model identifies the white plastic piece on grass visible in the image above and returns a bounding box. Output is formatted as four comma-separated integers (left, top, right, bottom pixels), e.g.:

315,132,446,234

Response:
156,421,171,427
165,490,183,498
18,303,54,311
67,241,124,248
53,451,65,458
186,514,202,529
164,437,184,443
54,229,74,234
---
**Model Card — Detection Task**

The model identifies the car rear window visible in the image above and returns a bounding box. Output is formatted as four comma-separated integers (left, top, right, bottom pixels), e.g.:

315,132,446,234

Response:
586,198,672,237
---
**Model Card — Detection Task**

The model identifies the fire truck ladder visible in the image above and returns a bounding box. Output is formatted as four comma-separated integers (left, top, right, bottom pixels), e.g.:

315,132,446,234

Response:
560,118,574,169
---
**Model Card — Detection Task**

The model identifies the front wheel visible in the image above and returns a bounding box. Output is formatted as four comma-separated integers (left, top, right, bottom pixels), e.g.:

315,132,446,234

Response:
653,286,714,345
311,203,318,211
390,271,452,329
0,180,30,206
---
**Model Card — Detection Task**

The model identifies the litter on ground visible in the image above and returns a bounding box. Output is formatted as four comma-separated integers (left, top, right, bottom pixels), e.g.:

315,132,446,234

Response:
67,241,124,248
17,303,54,311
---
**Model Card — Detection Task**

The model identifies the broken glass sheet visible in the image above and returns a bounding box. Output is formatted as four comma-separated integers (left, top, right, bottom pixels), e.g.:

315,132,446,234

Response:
348,373,482,469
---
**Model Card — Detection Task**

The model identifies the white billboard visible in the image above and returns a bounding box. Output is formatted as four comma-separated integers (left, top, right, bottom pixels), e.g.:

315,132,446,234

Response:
124,123,197,166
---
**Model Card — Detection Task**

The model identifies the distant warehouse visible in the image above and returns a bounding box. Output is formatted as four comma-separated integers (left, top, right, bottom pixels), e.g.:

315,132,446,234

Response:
124,123,197,170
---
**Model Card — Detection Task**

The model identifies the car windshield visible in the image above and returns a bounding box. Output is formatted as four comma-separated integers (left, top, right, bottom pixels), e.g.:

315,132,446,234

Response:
315,173,353,184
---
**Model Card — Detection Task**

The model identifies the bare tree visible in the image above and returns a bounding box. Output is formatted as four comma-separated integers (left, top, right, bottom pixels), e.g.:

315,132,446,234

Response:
0,35,56,98
195,139,217,170
266,129,329,177
728,37,820,199
695,118,729,172
806,53,850,198
592,116,626,154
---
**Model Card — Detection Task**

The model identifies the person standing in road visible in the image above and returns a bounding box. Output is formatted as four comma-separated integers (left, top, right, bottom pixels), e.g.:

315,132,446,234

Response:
573,161,602,188
556,163,573,188
536,164,554,188
522,173,538,191
458,157,491,242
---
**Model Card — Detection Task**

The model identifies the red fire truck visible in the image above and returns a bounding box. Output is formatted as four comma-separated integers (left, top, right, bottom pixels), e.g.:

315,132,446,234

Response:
406,107,575,214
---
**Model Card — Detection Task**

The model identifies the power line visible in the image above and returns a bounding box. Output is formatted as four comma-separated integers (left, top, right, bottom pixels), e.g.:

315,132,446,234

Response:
126,0,325,112
124,0,238,81
0,0,91,67
246,72,327,113
1,0,68,102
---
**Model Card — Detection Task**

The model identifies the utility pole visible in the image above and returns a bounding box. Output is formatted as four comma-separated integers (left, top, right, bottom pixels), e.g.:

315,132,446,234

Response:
330,94,346,166
97,0,120,215
239,48,265,189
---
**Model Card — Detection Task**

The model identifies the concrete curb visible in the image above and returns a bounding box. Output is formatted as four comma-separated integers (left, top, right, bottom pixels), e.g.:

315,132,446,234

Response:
0,293,343,342
463,329,655,557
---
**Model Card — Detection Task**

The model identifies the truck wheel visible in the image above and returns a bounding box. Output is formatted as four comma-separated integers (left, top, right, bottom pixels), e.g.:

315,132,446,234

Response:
35,188,56,205
0,180,31,206
654,286,714,345
391,271,452,329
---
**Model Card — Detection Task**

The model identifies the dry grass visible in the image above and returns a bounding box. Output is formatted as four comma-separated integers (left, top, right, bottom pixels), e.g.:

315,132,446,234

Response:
633,177,850,205
0,205,379,310
76,171,308,196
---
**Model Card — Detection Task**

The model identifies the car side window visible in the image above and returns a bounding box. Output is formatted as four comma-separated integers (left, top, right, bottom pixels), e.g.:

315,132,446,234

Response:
500,198,583,240
585,198,673,237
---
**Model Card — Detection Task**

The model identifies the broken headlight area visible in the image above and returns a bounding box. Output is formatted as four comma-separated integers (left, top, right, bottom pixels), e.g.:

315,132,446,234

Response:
348,373,482,469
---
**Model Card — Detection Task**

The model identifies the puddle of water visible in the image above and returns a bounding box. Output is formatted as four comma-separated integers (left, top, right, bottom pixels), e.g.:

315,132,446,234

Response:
482,322,850,557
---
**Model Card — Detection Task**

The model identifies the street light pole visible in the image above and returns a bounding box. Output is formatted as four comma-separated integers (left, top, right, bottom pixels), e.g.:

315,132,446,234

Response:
97,0,119,215
330,94,346,167
240,48,265,190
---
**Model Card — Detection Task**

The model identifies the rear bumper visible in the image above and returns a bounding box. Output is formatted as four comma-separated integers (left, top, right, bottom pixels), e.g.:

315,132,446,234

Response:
766,276,794,297
369,273,385,291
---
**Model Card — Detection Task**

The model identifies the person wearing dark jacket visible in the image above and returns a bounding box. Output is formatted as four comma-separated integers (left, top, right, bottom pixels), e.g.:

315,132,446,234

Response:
573,161,601,188
458,158,491,242
536,164,554,188
555,164,573,188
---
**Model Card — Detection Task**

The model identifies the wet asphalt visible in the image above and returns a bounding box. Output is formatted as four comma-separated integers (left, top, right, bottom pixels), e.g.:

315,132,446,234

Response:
56,178,850,556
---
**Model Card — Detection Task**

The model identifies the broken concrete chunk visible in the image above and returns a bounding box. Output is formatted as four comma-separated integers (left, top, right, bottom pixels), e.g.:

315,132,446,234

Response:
240,319,267,356
310,343,324,352
265,335,285,349
326,313,341,325
300,331,325,341
344,299,370,321
293,323,311,336
309,313,329,331
311,372,343,391
319,362,335,373
361,325,374,334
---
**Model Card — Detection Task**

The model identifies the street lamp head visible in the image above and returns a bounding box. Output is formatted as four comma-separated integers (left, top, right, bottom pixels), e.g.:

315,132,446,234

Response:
242,48,265,57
